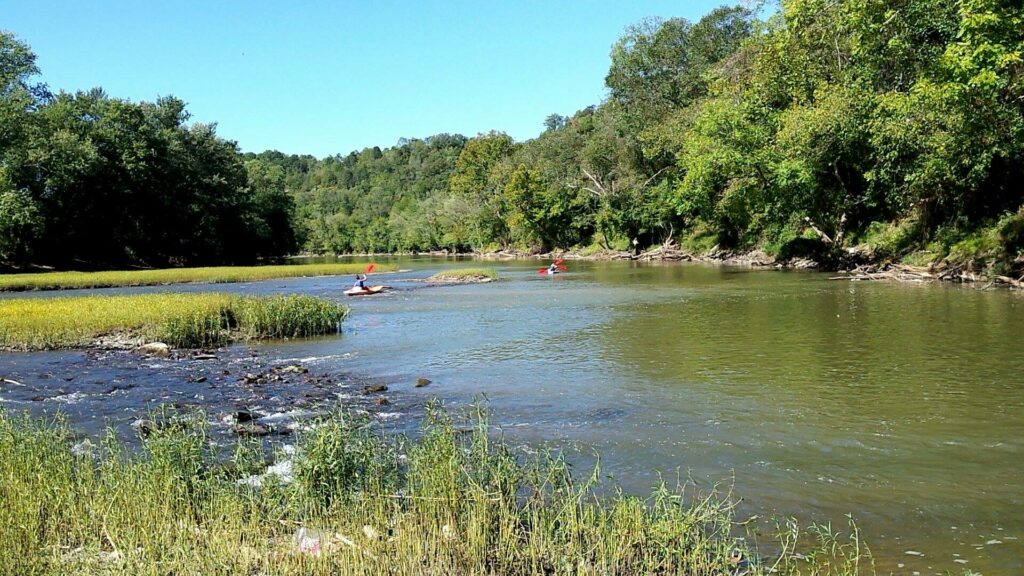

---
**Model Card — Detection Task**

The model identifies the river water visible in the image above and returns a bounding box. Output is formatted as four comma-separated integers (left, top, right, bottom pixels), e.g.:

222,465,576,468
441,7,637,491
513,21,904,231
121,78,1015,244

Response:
1,258,1021,574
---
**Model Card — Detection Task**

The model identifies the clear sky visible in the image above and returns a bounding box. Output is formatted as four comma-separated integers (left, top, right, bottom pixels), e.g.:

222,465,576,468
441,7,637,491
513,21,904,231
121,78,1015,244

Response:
5,0,727,157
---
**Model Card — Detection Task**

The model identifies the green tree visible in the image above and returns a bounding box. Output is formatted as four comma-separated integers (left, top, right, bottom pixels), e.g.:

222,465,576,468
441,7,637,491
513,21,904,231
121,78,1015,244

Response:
0,181,42,262
606,7,754,131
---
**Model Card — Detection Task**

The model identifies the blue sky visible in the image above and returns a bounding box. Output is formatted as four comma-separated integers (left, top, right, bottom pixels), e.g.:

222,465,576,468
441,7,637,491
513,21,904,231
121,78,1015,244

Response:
5,1,727,157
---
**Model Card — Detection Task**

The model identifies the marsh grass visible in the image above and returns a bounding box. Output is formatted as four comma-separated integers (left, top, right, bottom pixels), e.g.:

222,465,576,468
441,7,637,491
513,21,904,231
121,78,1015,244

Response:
0,263,397,292
0,293,349,350
0,405,871,576
426,268,499,282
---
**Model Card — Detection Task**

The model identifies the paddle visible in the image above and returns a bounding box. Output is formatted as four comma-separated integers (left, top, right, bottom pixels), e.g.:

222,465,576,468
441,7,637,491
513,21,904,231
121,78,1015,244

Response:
366,263,376,273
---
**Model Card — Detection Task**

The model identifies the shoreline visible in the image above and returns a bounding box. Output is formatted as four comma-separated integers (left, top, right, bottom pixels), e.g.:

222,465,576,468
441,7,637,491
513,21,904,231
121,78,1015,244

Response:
4,250,1018,292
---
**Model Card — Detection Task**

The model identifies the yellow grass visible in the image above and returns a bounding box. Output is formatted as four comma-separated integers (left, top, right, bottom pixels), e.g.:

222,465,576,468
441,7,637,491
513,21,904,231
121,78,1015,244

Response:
0,293,348,350
0,263,396,292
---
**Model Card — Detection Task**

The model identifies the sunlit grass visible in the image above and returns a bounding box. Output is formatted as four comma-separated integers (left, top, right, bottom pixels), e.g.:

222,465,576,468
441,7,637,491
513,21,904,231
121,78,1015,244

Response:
426,268,498,282
0,293,349,350
0,405,870,575
0,263,397,292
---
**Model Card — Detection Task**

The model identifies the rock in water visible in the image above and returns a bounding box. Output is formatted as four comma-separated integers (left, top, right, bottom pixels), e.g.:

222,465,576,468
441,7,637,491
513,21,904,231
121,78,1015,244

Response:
415,378,432,387
138,342,170,357
362,383,388,394
232,423,272,437
130,419,159,437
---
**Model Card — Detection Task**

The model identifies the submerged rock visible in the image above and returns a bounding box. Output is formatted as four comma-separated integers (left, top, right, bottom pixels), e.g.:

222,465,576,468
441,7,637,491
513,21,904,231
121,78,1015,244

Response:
235,410,257,423
415,378,431,387
232,423,273,437
362,383,388,394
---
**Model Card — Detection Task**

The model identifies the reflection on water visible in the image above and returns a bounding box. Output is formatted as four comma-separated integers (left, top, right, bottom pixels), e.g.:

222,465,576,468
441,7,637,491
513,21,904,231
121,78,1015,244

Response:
2,258,1022,574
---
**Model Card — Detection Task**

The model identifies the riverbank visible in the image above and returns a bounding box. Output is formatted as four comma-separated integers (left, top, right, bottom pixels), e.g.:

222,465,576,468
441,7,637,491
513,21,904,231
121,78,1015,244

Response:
0,293,349,351
0,263,398,292
470,244,1024,289
0,404,866,576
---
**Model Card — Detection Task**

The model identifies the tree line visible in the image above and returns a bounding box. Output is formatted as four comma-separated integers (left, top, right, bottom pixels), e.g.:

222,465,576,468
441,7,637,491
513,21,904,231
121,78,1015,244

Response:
3,0,1022,270
260,0,1024,269
0,32,297,268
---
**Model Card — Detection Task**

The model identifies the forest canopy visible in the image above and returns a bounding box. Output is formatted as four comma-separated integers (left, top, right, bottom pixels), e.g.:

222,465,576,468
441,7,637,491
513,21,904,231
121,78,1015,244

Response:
0,31,297,268
2,0,1022,270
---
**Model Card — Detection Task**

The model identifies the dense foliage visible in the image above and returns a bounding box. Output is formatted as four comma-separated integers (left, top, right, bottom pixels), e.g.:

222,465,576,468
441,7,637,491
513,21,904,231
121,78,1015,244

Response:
3,0,1022,269
0,32,298,268
249,1,1022,269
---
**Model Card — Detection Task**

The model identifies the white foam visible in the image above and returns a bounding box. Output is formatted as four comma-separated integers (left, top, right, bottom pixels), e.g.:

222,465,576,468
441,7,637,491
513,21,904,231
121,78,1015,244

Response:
51,391,89,404
258,409,315,425
237,458,294,488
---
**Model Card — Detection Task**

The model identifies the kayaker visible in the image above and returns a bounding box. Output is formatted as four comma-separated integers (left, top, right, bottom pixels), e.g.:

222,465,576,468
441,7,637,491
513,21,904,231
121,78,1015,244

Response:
547,263,558,274
353,274,367,290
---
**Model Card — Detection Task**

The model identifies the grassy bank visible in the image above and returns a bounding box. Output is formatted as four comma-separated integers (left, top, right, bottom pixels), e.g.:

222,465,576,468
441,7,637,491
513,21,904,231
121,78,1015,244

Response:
0,406,868,576
0,263,397,292
426,268,499,283
0,293,349,350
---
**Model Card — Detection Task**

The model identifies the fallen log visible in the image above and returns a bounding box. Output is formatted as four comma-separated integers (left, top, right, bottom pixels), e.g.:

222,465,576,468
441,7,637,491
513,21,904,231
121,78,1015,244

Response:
995,275,1024,289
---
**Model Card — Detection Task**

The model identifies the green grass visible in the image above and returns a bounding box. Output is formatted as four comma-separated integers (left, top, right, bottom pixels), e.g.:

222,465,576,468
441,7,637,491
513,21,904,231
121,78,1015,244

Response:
0,405,870,576
0,293,349,350
0,263,397,292
426,268,499,282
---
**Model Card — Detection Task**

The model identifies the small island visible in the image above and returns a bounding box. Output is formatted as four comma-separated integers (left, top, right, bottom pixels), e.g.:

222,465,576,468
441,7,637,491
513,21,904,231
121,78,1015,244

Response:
425,268,498,284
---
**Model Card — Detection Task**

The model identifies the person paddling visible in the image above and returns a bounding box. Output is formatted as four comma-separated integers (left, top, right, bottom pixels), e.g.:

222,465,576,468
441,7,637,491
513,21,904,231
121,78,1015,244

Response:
353,274,367,290
547,263,558,274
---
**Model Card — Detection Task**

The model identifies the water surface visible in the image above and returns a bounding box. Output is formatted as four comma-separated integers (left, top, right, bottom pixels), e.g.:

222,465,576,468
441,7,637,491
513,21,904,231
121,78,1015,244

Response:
2,258,1021,574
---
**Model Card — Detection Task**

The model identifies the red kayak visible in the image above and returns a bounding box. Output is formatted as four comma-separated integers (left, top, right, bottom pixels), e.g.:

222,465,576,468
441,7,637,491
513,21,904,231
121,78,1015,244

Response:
344,285,386,296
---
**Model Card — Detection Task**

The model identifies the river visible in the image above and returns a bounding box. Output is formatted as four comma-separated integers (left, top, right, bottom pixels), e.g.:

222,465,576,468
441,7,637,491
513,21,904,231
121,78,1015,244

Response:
1,258,1021,574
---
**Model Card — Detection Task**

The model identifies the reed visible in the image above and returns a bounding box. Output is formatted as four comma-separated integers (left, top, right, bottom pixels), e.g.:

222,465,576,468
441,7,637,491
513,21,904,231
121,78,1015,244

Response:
0,293,349,350
426,268,499,282
0,263,397,292
0,405,871,576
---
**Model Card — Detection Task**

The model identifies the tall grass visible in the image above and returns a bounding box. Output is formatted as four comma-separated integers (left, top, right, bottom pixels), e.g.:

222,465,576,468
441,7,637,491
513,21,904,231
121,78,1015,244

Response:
426,268,499,282
0,293,349,350
0,405,871,576
0,263,396,292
